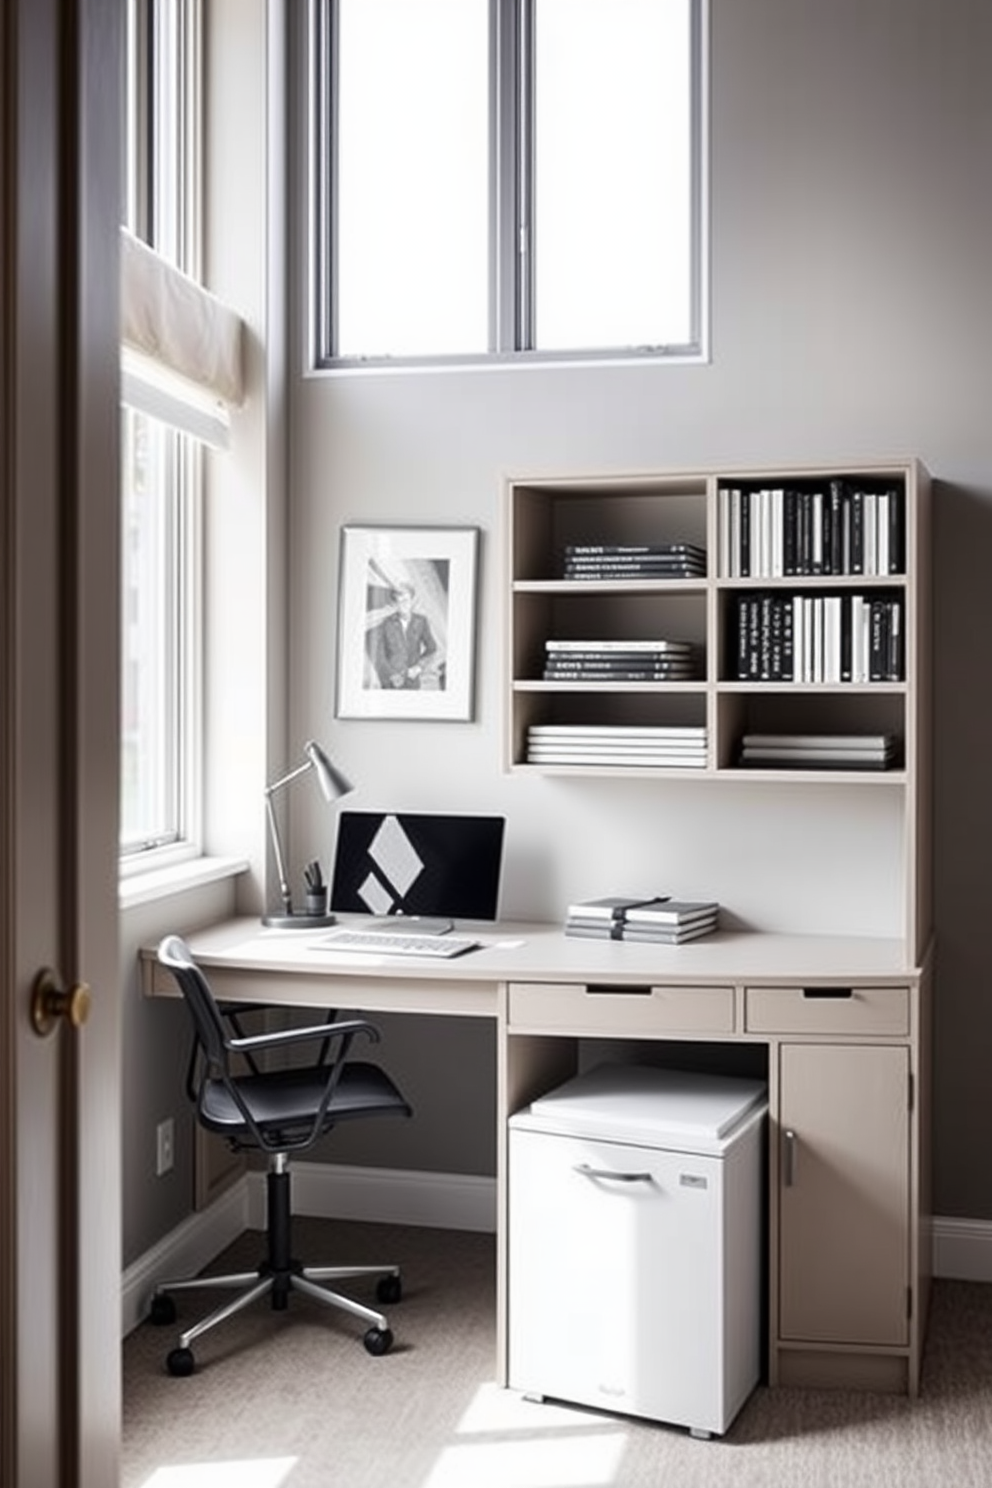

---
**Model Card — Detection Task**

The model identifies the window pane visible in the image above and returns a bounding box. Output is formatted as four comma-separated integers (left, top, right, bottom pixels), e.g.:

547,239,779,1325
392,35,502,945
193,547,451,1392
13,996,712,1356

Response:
120,408,180,853
336,0,489,357
533,0,694,351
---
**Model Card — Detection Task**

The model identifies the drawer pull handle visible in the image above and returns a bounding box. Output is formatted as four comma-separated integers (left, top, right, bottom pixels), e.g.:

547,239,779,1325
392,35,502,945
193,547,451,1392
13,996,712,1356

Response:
802,987,853,999
586,984,652,997
783,1128,797,1186
574,1163,654,1184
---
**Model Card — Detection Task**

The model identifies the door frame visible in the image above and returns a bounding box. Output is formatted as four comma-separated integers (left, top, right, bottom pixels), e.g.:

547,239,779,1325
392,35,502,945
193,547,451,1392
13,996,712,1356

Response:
1,1,123,1484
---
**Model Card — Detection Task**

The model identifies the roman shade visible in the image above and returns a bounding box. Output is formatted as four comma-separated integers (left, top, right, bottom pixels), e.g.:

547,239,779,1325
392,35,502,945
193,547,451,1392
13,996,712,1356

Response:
120,226,244,448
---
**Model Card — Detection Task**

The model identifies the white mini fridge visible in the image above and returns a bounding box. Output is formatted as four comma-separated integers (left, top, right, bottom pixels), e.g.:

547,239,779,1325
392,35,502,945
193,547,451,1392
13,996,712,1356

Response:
508,1063,767,1438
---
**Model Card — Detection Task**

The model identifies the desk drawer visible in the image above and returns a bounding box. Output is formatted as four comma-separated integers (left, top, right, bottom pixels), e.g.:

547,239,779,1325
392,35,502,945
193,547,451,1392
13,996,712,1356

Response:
508,981,736,1035
745,985,909,1036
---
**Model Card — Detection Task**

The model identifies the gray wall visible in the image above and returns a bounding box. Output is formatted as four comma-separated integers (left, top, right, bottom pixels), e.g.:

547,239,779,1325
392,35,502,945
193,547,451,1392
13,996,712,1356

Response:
285,0,992,1217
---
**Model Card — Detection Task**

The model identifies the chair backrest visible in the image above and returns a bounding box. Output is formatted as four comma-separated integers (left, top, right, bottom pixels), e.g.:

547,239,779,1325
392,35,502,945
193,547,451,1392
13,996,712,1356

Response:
157,933,233,1074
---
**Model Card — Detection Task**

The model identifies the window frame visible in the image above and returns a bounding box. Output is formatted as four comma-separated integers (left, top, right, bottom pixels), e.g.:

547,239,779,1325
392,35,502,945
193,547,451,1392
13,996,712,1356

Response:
119,0,205,874
307,0,709,372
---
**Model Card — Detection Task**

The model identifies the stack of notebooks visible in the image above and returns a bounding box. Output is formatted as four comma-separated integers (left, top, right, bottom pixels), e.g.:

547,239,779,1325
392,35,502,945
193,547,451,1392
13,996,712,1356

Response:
542,638,699,682
738,732,897,770
565,895,720,944
561,542,707,581
526,725,708,768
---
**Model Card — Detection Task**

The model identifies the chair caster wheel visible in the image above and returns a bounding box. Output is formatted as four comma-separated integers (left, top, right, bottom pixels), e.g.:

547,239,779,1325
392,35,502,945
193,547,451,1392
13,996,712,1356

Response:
166,1347,195,1377
149,1294,177,1326
363,1326,393,1356
376,1274,402,1305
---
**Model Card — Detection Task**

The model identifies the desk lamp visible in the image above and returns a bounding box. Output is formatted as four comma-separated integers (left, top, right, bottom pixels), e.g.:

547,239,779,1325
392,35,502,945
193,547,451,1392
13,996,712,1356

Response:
263,740,352,928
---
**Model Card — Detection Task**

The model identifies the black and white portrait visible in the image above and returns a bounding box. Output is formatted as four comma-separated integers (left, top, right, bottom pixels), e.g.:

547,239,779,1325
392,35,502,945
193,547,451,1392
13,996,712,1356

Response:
337,527,478,720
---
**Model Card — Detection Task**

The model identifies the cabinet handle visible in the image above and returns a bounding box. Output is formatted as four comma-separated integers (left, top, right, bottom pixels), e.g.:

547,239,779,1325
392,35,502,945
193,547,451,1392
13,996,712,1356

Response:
574,1163,654,1184
783,1128,797,1186
801,987,853,999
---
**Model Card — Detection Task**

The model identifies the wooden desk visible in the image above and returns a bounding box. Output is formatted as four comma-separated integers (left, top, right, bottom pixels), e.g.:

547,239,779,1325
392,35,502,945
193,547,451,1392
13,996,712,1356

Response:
141,917,932,1396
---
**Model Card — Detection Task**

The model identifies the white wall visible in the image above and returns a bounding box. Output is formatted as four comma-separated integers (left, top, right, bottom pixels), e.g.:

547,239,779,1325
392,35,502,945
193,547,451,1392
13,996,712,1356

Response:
282,0,992,1214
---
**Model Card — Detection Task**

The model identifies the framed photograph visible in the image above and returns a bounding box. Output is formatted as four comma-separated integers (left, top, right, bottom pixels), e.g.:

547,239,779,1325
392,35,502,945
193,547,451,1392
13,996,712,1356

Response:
336,525,479,720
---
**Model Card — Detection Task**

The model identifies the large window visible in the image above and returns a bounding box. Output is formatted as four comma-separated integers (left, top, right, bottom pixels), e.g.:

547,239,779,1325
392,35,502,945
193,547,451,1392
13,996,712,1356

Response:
120,0,203,865
310,0,707,368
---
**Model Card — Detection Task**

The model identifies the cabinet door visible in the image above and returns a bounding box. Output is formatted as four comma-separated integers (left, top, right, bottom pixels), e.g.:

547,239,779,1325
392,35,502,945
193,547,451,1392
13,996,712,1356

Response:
779,1043,910,1347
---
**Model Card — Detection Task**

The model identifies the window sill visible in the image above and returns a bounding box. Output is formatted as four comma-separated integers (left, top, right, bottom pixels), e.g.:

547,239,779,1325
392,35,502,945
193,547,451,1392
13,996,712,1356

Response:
119,854,249,910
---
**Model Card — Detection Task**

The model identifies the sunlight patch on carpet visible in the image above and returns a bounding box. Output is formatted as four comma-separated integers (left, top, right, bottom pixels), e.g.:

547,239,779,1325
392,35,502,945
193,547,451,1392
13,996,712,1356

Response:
421,1382,628,1486
138,1459,297,1488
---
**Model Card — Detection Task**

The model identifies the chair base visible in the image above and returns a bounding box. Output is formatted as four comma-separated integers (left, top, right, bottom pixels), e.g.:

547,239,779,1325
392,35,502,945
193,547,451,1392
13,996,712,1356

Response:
149,1158,401,1374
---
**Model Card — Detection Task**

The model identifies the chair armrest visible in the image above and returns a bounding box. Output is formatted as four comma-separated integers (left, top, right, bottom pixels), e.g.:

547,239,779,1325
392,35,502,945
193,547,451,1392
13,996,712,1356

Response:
226,1017,379,1055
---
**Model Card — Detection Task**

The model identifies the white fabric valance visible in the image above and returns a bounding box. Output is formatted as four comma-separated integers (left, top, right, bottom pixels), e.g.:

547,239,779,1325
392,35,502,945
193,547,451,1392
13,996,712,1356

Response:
120,227,244,448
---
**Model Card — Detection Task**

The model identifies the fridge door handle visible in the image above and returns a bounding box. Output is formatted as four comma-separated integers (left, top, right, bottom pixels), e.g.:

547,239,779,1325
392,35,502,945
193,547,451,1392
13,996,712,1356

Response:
574,1163,654,1184
783,1128,797,1186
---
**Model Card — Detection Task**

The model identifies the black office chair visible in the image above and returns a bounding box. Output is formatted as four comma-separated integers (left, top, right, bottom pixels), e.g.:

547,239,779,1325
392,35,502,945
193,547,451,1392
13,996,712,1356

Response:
148,933,412,1376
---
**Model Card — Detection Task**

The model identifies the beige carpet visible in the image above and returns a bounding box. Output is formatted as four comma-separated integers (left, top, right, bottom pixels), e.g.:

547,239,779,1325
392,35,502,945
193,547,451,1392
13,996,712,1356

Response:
123,1218,992,1488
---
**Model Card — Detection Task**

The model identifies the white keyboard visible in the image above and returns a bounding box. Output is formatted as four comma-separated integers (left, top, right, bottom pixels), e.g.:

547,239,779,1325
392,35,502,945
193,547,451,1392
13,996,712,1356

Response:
316,928,481,959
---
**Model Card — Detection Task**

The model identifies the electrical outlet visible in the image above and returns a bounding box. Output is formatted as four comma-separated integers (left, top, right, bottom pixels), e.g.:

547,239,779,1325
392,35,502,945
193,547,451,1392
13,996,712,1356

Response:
156,1117,175,1177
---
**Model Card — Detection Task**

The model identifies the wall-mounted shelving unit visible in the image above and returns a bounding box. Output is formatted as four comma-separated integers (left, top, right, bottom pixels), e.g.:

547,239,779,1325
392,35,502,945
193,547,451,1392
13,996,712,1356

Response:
503,459,931,956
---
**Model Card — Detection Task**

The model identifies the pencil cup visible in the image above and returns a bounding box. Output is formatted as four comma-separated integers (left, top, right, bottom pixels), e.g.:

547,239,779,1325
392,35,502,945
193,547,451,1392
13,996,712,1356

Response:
304,889,328,917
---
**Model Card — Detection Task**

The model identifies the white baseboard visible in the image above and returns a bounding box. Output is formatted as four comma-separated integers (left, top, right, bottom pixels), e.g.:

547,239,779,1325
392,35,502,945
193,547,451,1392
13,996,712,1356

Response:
932,1216,992,1283
122,1164,496,1337
122,1185,990,1339
121,1179,250,1336
246,1161,497,1234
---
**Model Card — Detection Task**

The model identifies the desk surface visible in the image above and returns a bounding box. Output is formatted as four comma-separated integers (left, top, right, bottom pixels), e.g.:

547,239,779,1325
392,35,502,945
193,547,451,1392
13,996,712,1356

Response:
141,916,923,1014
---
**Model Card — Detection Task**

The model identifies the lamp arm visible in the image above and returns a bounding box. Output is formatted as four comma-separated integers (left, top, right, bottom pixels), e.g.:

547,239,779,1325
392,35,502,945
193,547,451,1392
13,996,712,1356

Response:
264,789,293,914
266,758,313,795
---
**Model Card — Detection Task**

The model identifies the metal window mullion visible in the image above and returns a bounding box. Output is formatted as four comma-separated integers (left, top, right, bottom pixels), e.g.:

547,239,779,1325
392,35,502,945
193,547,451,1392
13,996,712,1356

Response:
124,0,150,235
515,0,535,351
178,0,203,282
689,0,709,358
320,0,340,362
176,435,203,854
491,0,522,352
160,431,180,837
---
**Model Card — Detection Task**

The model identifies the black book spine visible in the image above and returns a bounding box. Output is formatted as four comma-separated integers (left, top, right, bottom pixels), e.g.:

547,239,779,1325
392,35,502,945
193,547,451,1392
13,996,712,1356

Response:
887,598,904,680
748,597,761,678
888,486,905,574
828,479,845,576
783,488,796,576
759,593,773,680
850,490,864,575
840,593,852,682
780,595,794,680
798,491,811,575
736,598,750,679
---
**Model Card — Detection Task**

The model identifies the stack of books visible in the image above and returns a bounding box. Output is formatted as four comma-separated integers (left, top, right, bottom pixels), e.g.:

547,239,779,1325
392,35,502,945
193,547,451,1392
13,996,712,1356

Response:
565,895,720,944
738,732,897,770
730,593,904,682
561,542,707,580
526,725,708,768
717,479,905,579
542,639,700,682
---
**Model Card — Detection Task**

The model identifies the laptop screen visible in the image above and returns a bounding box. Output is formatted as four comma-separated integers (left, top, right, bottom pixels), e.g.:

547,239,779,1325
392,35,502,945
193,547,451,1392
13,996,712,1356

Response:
330,811,505,923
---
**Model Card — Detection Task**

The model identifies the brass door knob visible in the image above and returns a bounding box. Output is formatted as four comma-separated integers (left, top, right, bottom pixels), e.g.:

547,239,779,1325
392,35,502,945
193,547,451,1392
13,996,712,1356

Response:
30,968,92,1037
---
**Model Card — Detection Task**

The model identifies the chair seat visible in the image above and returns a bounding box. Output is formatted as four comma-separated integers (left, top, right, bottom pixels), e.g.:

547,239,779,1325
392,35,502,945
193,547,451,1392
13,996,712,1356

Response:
199,1060,410,1144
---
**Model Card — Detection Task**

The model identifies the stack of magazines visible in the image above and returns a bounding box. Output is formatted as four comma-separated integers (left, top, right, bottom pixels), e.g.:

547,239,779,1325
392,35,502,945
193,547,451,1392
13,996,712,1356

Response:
544,639,699,684
542,638,699,682
565,895,720,944
527,725,707,768
561,542,707,580
738,732,897,770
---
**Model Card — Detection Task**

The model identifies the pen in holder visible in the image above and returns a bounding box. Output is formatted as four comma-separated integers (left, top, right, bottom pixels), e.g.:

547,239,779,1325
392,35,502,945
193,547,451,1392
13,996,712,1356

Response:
302,859,330,921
